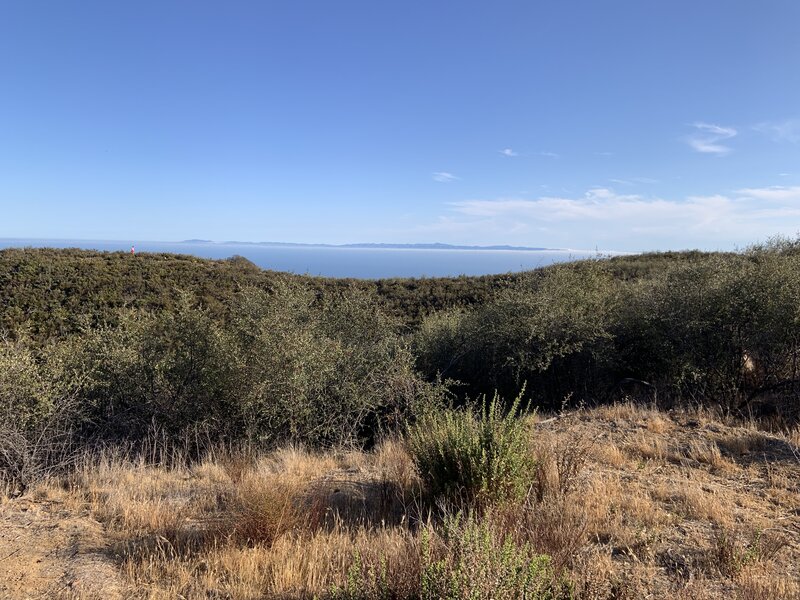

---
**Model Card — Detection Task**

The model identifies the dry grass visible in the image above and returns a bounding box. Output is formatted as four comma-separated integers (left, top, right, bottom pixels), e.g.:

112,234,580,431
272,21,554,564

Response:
716,431,770,456
3,405,799,599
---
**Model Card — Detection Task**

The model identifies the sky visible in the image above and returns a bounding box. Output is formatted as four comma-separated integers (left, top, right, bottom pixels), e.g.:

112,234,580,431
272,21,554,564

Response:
1,1,800,252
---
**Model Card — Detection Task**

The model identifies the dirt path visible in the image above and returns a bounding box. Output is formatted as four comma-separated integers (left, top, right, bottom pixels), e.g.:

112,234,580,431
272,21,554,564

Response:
0,496,122,600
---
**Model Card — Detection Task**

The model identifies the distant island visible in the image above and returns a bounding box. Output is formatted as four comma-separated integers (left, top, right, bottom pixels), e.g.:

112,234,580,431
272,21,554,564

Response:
181,240,561,252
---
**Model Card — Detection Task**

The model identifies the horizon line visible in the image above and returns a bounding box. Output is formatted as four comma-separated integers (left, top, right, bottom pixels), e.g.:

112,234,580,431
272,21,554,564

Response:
0,236,636,255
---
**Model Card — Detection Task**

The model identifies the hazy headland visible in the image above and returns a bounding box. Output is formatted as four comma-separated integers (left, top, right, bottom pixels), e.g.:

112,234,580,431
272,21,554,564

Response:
0,238,608,279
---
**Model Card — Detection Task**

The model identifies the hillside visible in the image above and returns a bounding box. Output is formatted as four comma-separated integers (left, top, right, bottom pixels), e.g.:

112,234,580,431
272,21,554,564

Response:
1,404,797,599
0,246,735,340
0,247,525,338
2,244,800,598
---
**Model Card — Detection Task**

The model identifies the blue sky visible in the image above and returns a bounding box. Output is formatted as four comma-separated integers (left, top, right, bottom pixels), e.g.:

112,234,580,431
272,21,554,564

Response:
1,1,799,251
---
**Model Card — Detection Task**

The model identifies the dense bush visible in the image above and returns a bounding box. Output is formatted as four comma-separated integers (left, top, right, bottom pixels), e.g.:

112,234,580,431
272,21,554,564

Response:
0,338,81,490
1,282,441,460
412,241,800,420
407,392,533,507
4,239,800,489
63,295,240,440
0,248,522,339
228,283,438,446
0,339,56,431
612,245,800,416
415,262,616,405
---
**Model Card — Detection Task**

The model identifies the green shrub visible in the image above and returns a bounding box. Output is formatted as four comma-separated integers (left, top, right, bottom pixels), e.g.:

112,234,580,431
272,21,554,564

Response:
231,283,439,447
0,340,54,431
420,512,569,599
64,294,240,441
406,391,533,507
0,339,82,490
414,262,616,405
612,244,800,415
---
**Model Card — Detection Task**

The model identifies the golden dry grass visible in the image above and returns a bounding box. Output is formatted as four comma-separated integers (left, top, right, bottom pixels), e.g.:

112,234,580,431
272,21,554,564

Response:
2,405,799,599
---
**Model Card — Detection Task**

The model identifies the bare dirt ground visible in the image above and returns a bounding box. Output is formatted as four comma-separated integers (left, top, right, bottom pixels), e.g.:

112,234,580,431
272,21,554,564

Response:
0,494,122,599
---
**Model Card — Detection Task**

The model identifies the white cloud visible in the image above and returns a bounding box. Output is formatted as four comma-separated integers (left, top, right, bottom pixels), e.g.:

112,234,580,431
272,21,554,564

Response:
736,185,800,202
432,172,459,183
686,122,738,155
423,184,800,251
499,148,518,157
538,151,560,159
754,119,800,143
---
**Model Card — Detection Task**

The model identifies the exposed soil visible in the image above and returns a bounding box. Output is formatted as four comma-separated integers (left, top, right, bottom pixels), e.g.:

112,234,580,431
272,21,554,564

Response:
0,495,122,599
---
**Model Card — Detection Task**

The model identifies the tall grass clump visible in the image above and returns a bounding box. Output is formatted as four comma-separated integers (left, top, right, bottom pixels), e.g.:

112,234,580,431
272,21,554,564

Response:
406,391,533,507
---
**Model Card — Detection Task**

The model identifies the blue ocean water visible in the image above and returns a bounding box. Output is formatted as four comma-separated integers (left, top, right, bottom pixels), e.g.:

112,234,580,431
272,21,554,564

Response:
0,238,603,279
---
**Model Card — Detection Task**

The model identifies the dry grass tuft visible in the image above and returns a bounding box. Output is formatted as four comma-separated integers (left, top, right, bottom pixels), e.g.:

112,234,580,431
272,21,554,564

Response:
683,439,737,472
532,431,593,499
624,431,669,462
232,472,321,546
4,404,799,599
716,431,769,456
651,481,732,525
736,563,800,600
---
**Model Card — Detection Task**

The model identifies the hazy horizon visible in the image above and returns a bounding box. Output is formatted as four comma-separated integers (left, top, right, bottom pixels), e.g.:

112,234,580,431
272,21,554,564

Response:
0,237,610,279
0,236,624,253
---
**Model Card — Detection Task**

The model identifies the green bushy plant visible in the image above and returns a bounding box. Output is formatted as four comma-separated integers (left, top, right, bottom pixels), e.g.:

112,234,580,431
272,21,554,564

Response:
231,283,438,446
414,262,616,405
65,294,239,441
406,390,533,507
0,338,83,490
420,512,569,600
0,340,54,431
612,245,800,415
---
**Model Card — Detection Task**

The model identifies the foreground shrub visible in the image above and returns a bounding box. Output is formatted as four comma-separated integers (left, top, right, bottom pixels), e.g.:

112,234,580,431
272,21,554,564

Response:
232,472,322,547
406,391,533,507
64,295,240,441
420,511,569,600
0,339,81,491
48,284,441,448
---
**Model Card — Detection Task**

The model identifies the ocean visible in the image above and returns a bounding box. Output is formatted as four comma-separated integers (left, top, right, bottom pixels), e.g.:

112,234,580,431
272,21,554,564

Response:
0,238,604,279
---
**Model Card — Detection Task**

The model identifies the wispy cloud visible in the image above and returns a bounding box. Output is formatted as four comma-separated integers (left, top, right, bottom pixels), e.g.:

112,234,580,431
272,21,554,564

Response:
432,172,459,183
754,119,800,143
538,151,560,159
609,177,659,186
419,184,800,251
736,185,800,202
499,148,518,157
686,122,737,155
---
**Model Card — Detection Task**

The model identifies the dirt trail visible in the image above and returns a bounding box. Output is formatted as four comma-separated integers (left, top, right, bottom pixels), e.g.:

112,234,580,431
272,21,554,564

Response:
0,496,122,600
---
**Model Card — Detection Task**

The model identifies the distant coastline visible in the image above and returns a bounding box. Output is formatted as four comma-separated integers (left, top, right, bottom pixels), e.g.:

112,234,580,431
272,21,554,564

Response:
0,238,618,278
181,240,563,252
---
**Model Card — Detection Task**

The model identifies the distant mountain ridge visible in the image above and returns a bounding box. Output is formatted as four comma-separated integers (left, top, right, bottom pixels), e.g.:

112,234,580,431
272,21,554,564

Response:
181,240,561,252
